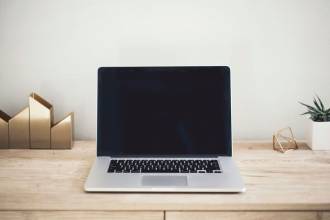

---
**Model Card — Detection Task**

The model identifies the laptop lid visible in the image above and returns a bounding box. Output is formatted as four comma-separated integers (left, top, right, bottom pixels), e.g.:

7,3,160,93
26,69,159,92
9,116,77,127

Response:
97,66,232,157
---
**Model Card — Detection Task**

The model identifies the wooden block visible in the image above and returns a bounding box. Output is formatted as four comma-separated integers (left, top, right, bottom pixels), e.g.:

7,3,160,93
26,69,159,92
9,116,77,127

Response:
0,211,164,220
51,112,74,149
9,107,30,149
29,93,53,149
0,110,10,149
166,211,328,220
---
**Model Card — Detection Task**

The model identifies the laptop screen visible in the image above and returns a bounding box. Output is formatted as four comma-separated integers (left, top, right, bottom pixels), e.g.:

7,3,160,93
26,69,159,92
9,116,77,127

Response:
97,67,232,156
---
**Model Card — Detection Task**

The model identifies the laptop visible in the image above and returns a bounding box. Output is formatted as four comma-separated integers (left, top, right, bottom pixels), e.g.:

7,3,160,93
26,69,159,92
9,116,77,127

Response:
85,66,245,192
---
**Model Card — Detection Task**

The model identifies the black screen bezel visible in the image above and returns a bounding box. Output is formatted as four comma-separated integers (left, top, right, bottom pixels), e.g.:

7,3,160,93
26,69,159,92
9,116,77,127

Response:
97,66,232,157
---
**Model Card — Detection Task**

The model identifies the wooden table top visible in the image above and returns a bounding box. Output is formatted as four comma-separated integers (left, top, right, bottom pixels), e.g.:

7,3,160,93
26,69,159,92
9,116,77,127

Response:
0,141,329,211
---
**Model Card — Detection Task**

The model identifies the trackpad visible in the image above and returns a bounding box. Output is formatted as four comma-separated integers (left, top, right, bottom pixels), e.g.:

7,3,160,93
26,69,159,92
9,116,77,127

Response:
142,176,188,186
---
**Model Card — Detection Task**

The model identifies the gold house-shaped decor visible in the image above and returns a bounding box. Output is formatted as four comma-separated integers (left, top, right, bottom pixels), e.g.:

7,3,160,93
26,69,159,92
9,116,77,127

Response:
29,93,54,149
9,107,30,149
0,110,10,149
0,92,74,149
51,112,74,149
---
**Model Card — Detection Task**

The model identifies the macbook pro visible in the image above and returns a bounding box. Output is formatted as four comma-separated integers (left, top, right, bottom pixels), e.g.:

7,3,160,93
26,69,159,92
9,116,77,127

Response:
85,66,245,192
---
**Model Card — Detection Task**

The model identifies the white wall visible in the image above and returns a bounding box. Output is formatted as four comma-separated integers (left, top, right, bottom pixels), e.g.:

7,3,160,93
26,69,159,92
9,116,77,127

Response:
1,0,330,140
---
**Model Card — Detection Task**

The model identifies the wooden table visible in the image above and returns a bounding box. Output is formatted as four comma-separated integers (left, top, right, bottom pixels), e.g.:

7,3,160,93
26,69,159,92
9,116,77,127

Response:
0,141,330,220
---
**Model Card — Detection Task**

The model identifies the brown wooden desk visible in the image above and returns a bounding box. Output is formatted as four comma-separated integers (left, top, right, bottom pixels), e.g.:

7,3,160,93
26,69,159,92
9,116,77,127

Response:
0,141,330,220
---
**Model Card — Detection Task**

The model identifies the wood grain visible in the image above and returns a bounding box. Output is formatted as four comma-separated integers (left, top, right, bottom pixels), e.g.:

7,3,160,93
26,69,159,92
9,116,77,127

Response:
0,141,329,211
0,211,163,220
166,211,330,220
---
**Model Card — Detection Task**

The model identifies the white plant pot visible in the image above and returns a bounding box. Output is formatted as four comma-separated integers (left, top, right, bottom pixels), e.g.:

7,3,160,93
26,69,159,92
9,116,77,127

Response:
307,120,330,150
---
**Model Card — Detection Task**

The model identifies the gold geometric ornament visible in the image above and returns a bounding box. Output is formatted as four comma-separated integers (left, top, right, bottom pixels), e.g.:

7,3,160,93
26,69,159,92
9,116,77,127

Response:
51,112,74,149
0,110,10,149
9,107,30,148
0,92,74,150
273,127,298,153
29,93,54,149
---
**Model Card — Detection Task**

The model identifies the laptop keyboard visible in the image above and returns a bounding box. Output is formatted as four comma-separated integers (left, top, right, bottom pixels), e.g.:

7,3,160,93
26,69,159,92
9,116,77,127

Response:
107,159,222,173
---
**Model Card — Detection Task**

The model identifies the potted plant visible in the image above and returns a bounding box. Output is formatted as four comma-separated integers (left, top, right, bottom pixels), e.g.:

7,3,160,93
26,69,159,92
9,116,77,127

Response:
300,96,330,150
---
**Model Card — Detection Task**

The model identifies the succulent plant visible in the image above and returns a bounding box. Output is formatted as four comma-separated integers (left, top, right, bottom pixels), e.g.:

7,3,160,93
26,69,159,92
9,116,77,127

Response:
299,95,330,122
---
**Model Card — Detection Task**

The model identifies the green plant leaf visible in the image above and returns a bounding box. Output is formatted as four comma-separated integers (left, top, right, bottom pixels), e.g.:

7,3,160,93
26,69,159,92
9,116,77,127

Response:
299,96,330,122
316,95,325,111
313,98,322,111
301,111,316,115
299,102,323,114
323,115,328,121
